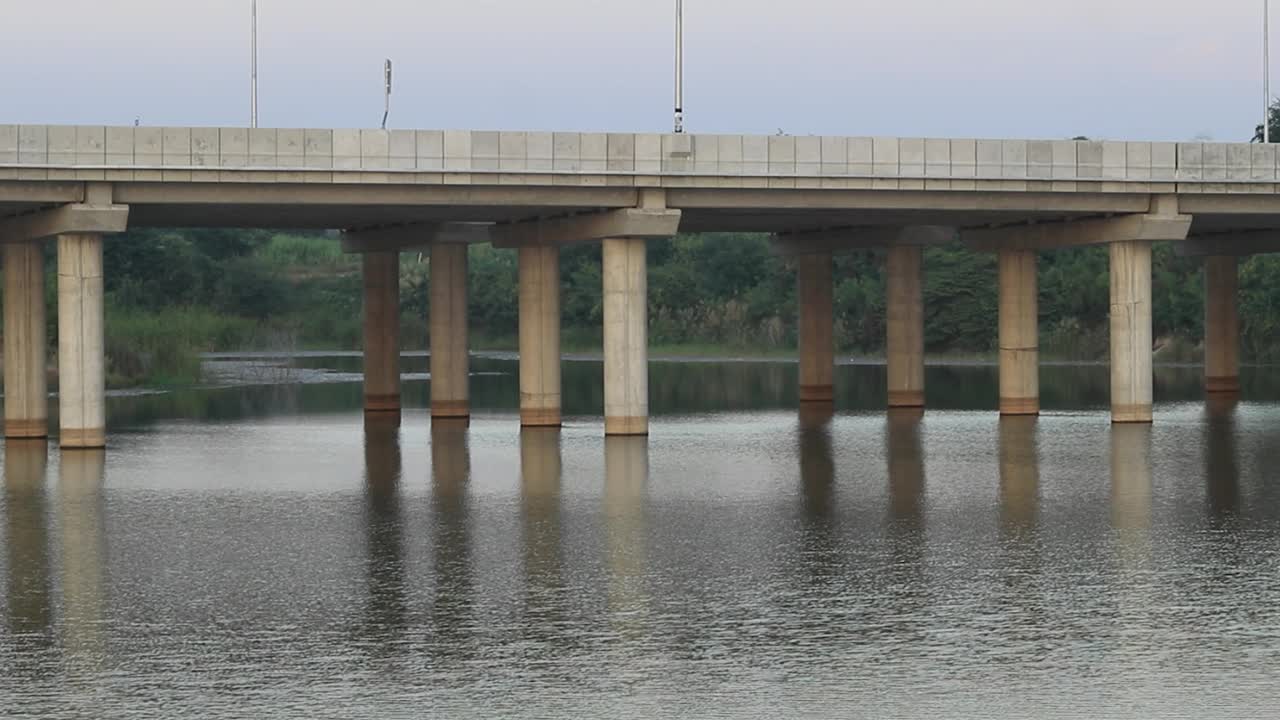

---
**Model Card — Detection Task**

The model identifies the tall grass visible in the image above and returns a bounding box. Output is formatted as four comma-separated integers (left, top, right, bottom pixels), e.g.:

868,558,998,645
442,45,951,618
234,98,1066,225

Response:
253,233,355,271
104,307,259,386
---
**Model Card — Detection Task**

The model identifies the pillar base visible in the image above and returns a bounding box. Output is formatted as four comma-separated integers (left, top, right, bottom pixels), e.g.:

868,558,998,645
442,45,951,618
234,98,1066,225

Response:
605,416,648,436
1111,404,1153,424
431,400,470,419
5,419,48,439
999,397,1040,416
799,384,834,403
60,428,105,449
520,408,562,427
1205,376,1240,394
887,390,925,408
364,394,401,413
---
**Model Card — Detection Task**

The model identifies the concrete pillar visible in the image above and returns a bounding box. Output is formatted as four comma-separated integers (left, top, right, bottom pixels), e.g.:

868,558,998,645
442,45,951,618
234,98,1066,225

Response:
518,245,562,427
429,244,469,419
796,252,834,403
602,237,648,436
998,249,1039,415
362,251,401,413
57,234,106,449
1109,241,1153,424
886,245,924,408
1203,256,1240,394
4,242,48,438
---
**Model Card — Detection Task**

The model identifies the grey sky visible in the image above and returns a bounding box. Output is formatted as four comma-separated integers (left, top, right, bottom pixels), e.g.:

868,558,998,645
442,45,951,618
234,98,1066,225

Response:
0,0,1267,141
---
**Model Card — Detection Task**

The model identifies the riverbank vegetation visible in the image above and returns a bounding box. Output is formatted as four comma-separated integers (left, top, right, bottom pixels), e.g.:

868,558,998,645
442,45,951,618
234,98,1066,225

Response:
2,228,1278,387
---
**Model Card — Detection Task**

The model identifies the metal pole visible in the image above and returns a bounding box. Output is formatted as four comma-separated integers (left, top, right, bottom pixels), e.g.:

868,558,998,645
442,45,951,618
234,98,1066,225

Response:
674,0,684,133
1266,0,1271,142
251,0,259,128
382,59,393,130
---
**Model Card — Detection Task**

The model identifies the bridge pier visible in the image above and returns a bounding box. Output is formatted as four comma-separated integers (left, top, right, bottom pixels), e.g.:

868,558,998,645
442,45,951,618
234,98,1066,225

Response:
362,251,401,413
998,248,1039,415
1203,256,1240,395
430,243,470,420
57,233,106,449
4,242,48,438
518,245,562,427
603,237,648,436
796,252,834,404
886,245,924,409
1109,240,1153,424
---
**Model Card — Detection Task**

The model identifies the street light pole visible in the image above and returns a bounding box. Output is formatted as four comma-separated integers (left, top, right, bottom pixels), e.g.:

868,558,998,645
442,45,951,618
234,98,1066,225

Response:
1266,0,1271,142
674,0,684,133
251,0,259,128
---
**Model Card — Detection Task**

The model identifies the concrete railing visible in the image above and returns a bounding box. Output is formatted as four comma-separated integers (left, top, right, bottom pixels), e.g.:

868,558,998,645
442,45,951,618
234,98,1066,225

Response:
2,125,1277,191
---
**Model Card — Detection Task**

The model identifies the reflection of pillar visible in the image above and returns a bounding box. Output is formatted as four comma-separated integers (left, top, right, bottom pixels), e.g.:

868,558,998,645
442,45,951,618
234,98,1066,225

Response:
1203,256,1240,395
362,413,404,633
1204,394,1239,519
797,252,834,403
4,242,48,438
603,237,648,436
520,428,563,608
997,417,1039,532
1109,241,1153,423
604,436,648,631
58,447,106,666
362,251,401,413
429,418,472,655
998,249,1039,415
519,245,562,427
886,408,925,526
798,403,835,521
57,233,107,448
4,439,51,635
886,246,925,408
1110,424,1152,534
430,244,469,419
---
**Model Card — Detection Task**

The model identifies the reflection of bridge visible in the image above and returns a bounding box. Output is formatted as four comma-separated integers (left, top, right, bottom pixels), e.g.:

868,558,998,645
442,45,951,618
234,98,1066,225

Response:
3,126,1275,447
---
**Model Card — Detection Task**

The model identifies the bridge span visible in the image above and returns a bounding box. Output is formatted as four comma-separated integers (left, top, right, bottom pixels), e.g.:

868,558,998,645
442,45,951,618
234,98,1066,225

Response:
2,125,1277,447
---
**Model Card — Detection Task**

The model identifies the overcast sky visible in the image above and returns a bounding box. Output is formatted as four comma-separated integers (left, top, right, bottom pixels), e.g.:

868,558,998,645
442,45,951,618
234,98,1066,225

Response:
0,1,1267,141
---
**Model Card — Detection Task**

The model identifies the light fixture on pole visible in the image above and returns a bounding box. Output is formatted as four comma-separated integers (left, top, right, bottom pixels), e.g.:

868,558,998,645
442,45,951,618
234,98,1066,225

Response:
674,0,684,133
382,59,393,130
251,0,259,128
1266,0,1271,142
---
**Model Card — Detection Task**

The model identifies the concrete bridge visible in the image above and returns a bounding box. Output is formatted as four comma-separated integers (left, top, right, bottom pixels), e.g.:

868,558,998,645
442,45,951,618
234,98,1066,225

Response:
2,125,1277,448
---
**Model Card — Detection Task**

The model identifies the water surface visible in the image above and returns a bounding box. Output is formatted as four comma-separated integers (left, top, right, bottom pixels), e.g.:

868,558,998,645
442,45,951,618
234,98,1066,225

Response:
2,358,1279,718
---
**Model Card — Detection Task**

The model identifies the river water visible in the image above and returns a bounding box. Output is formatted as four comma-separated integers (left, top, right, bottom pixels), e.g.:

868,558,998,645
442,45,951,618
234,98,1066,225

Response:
2,356,1279,718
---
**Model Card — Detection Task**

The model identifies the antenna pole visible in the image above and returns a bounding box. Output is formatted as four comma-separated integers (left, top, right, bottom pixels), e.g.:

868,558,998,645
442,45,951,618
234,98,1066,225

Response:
674,0,684,133
251,0,259,128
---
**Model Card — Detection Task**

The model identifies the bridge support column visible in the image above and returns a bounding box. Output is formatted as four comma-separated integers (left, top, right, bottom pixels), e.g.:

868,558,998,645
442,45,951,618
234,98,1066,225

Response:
886,245,924,408
998,248,1039,415
1110,240,1153,424
797,252,834,404
1203,256,1239,395
57,233,106,449
4,242,48,438
603,237,648,436
362,251,401,413
519,245,562,427
430,243,469,419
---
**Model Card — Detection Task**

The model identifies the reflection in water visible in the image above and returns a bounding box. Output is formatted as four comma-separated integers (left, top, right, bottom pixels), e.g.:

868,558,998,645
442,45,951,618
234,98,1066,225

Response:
362,414,406,647
429,419,472,658
797,404,838,583
519,428,564,647
1204,395,1240,520
886,408,926,529
1110,424,1153,574
998,417,1040,534
4,440,52,644
58,449,107,670
603,436,648,636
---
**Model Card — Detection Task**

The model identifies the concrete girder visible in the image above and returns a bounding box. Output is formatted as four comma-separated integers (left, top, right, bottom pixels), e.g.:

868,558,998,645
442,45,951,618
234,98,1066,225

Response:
1175,230,1280,257
0,202,129,244
340,222,491,253
962,197,1191,252
771,225,956,256
489,208,683,249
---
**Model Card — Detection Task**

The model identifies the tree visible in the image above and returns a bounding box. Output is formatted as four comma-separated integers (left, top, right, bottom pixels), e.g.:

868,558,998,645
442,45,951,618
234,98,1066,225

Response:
1252,99,1280,142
